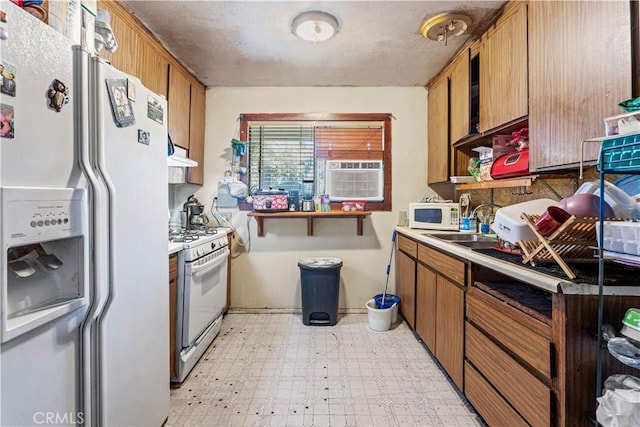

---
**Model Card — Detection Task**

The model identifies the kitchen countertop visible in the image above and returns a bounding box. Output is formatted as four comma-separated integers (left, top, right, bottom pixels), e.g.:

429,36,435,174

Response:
169,242,183,255
396,226,640,296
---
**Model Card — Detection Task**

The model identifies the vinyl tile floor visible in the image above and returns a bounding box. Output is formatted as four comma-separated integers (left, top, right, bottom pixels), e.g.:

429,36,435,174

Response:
167,313,483,427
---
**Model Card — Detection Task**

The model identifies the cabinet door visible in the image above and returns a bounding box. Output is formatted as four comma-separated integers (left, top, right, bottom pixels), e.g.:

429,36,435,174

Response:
416,263,436,352
98,2,141,77
479,3,528,133
435,275,464,389
449,50,470,144
187,84,206,185
427,75,449,184
139,39,169,98
168,64,192,150
396,250,416,329
528,1,631,171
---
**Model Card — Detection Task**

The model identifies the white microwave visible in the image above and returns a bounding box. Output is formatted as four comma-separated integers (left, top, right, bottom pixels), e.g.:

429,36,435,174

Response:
408,202,460,230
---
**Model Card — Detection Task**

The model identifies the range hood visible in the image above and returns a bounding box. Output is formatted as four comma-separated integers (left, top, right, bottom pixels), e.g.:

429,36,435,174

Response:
168,155,198,168
168,146,198,168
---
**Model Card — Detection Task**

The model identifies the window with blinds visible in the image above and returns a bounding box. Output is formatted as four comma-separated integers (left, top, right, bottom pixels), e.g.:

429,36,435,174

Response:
240,113,392,211
247,125,315,195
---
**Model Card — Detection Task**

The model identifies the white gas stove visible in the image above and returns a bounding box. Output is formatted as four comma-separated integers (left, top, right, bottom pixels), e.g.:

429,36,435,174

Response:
169,226,230,383
168,227,228,260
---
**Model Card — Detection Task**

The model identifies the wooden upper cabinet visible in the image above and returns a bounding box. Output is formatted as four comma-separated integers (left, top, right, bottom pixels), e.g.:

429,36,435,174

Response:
528,1,632,171
427,74,450,184
98,2,140,77
449,49,470,144
168,64,192,150
187,84,206,185
479,2,528,133
139,39,169,99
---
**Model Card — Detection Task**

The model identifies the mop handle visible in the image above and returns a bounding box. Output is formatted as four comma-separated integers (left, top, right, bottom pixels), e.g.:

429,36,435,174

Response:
380,231,397,307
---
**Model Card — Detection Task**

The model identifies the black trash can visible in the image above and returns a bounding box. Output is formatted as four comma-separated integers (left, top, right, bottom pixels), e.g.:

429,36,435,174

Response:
298,257,342,326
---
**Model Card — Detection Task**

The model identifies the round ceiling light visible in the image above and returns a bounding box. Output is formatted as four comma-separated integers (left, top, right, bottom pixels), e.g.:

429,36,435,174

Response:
420,12,471,42
292,10,340,43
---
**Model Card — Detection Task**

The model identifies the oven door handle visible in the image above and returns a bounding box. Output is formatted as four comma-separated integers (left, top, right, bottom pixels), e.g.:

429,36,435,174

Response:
189,248,229,276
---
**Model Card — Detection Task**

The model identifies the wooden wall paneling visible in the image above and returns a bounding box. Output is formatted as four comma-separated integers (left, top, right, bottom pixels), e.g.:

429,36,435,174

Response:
416,263,437,352
528,1,632,171
187,83,206,185
427,74,450,184
168,64,192,150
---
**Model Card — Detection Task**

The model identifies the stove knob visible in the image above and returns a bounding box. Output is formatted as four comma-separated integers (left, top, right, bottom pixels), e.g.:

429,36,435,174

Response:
211,242,216,250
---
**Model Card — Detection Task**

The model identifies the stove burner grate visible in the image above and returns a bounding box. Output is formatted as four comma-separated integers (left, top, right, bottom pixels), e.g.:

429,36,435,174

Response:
169,227,219,243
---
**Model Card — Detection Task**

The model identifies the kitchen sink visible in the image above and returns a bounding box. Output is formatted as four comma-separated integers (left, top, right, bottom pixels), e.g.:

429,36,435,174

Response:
454,240,499,249
427,233,498,242
423,232,499,249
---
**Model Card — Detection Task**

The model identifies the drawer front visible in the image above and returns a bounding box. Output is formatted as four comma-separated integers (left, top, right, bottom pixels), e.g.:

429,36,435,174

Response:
418,244,465,285
397,234,418,258
465,361,528,427
466,324,551,427
467,291,552,379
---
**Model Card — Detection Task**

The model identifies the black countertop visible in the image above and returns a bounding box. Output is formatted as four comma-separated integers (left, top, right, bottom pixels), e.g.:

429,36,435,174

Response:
474,248,640,287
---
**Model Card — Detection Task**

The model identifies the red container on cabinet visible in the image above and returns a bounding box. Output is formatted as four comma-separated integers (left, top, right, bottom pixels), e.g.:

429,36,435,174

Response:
491,149,530,179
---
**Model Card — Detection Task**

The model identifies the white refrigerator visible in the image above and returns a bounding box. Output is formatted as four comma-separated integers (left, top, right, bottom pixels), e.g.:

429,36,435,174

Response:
0,3,169,425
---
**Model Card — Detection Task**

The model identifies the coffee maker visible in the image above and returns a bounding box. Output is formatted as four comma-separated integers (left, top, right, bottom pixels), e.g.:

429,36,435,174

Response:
183,195,207,229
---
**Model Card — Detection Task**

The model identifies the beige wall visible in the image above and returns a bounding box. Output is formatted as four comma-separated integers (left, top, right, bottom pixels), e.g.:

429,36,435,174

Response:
196,87,435,310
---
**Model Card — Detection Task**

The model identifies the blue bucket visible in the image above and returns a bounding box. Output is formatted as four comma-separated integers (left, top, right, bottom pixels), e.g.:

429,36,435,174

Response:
374,294,400,309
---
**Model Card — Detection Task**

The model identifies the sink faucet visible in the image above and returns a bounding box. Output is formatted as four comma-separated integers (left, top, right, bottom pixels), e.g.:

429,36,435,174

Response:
470,203,502,218
469,203,502,233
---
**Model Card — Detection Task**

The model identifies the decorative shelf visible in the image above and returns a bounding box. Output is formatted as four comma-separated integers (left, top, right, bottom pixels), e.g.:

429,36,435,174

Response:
455,175,537,190
247,211,372,237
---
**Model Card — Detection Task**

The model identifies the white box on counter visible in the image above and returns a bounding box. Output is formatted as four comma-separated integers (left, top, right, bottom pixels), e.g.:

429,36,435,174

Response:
491,199,559,244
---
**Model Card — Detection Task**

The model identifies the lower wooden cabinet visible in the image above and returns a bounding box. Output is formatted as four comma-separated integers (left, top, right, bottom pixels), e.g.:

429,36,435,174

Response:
416,244,465,389
397,231,640,426
435,275,464,389
169,254,178,379
466,323,551,426
465,282,553,426
396,235,417,328
416,264,436,350
465,361,528,427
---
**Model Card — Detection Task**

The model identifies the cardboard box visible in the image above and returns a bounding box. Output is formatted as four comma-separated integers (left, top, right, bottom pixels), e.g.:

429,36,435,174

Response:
47,0,81,43
472,146,493,181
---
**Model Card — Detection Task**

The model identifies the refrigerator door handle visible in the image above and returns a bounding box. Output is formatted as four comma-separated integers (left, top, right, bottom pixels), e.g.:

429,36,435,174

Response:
75,47,107,427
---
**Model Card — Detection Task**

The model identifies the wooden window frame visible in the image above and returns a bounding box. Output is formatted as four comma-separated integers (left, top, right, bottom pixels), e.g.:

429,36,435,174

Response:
239,113,392,212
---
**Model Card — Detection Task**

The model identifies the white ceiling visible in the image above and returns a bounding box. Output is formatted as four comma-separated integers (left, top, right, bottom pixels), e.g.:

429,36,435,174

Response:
121,1,507,88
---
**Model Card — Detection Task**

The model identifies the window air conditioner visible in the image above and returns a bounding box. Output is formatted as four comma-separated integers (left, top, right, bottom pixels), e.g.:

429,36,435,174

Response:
325,160,384,202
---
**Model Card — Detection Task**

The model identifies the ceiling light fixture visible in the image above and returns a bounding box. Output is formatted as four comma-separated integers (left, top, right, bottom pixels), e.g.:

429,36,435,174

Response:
420,12,471,46
292,10,340,43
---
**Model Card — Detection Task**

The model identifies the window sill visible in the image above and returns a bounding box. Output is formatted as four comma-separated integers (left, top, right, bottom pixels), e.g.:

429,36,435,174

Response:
247,211,372,236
